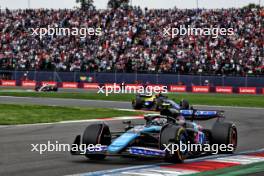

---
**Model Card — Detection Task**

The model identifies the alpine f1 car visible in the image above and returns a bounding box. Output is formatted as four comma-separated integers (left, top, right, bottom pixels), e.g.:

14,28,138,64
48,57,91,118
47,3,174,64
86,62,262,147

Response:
132,93,190,110
71,108,237,163
35,84,58,92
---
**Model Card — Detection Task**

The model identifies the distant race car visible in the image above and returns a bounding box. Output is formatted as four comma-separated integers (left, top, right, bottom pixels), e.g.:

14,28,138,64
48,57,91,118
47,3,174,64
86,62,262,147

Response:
35,84,58,92
71,108,237,163
132,93,190,111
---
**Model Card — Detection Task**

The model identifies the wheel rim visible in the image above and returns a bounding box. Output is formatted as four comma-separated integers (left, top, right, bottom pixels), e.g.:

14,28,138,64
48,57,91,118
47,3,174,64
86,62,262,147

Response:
230,127,237,149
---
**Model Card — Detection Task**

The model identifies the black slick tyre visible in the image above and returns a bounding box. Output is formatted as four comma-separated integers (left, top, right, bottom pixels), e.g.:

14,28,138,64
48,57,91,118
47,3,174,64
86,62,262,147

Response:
211,122,237,154
160,124,188,163
82,123,111,160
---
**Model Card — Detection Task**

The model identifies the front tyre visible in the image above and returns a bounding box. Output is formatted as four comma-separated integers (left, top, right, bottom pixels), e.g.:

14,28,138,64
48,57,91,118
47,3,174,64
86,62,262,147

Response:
82,123,111,160
132,99,142,109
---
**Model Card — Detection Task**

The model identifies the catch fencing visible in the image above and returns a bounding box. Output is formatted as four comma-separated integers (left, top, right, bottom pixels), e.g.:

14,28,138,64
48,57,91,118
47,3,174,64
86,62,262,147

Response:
0,70,263,94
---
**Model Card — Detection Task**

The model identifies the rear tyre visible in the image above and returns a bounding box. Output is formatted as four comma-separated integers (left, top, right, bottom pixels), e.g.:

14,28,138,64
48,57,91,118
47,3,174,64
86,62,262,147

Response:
132,97,142,109
160,124,188,163
211,122,237,154
54,87,58,92
82,123,111,160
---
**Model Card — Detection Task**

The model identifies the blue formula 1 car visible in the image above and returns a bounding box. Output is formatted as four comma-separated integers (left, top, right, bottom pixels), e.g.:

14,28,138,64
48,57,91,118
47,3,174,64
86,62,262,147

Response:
132,93,190,111
71,109,237,163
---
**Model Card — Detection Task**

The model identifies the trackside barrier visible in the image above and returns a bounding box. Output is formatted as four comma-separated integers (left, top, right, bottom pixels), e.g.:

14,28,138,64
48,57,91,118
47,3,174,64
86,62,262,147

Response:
0,80,264,95
192,86,209,93
21,80,36,87
215,86,233,94
169,85,187,92
62,82,78,88
238,87,256,94
0,80,16,86
2,70,264,87
83,83,99,89
41,81,57,86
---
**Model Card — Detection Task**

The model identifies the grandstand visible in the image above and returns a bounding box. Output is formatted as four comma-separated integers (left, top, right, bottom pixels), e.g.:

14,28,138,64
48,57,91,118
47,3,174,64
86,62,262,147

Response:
0,6,263,76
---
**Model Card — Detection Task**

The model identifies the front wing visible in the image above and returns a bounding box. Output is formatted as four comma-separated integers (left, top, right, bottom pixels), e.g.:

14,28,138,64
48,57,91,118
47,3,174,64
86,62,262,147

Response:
72,144,166,158
71,135,165,158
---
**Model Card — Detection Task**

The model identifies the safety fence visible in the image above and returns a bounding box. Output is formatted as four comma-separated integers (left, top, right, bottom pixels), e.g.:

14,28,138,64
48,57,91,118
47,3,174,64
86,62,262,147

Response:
0,80,263,95
1,70,264,87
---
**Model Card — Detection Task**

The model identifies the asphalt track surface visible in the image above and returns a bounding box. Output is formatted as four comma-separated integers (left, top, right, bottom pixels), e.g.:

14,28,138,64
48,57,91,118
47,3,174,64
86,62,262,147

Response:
0,96,264,176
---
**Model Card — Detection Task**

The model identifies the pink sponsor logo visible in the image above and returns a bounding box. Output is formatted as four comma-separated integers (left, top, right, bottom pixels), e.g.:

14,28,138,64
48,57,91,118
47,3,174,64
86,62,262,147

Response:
62,82,78,88
83,83,99,89
215,86,233,94
192,86,209,93
238,87,256,94
170,85,187,92
1,80,16,86
22,81,36,87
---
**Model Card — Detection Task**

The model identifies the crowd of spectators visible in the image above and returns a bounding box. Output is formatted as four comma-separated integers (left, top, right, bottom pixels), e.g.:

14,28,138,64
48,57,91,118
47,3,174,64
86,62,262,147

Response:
0,7,263,75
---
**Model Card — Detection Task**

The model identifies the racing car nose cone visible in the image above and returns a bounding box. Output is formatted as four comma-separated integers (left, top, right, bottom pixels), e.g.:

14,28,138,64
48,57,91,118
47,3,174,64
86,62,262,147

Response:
107,132,139,153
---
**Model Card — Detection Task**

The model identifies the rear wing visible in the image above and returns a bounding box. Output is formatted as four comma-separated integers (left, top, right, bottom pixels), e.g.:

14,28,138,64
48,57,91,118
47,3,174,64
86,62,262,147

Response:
137,93,153,98
180,110,224,120
160,108,224,121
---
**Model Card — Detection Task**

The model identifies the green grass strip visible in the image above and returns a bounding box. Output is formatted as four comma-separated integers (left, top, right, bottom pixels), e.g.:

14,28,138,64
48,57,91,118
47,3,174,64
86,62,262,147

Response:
0,92,263,108
0,104,142,125
186,161,264,176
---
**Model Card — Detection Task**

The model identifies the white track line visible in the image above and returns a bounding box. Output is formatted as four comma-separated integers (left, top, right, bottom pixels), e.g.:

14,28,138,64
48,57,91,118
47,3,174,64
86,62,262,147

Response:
66,148,264,176
0,95,129,104
0,95,263,110
0,116,143,128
